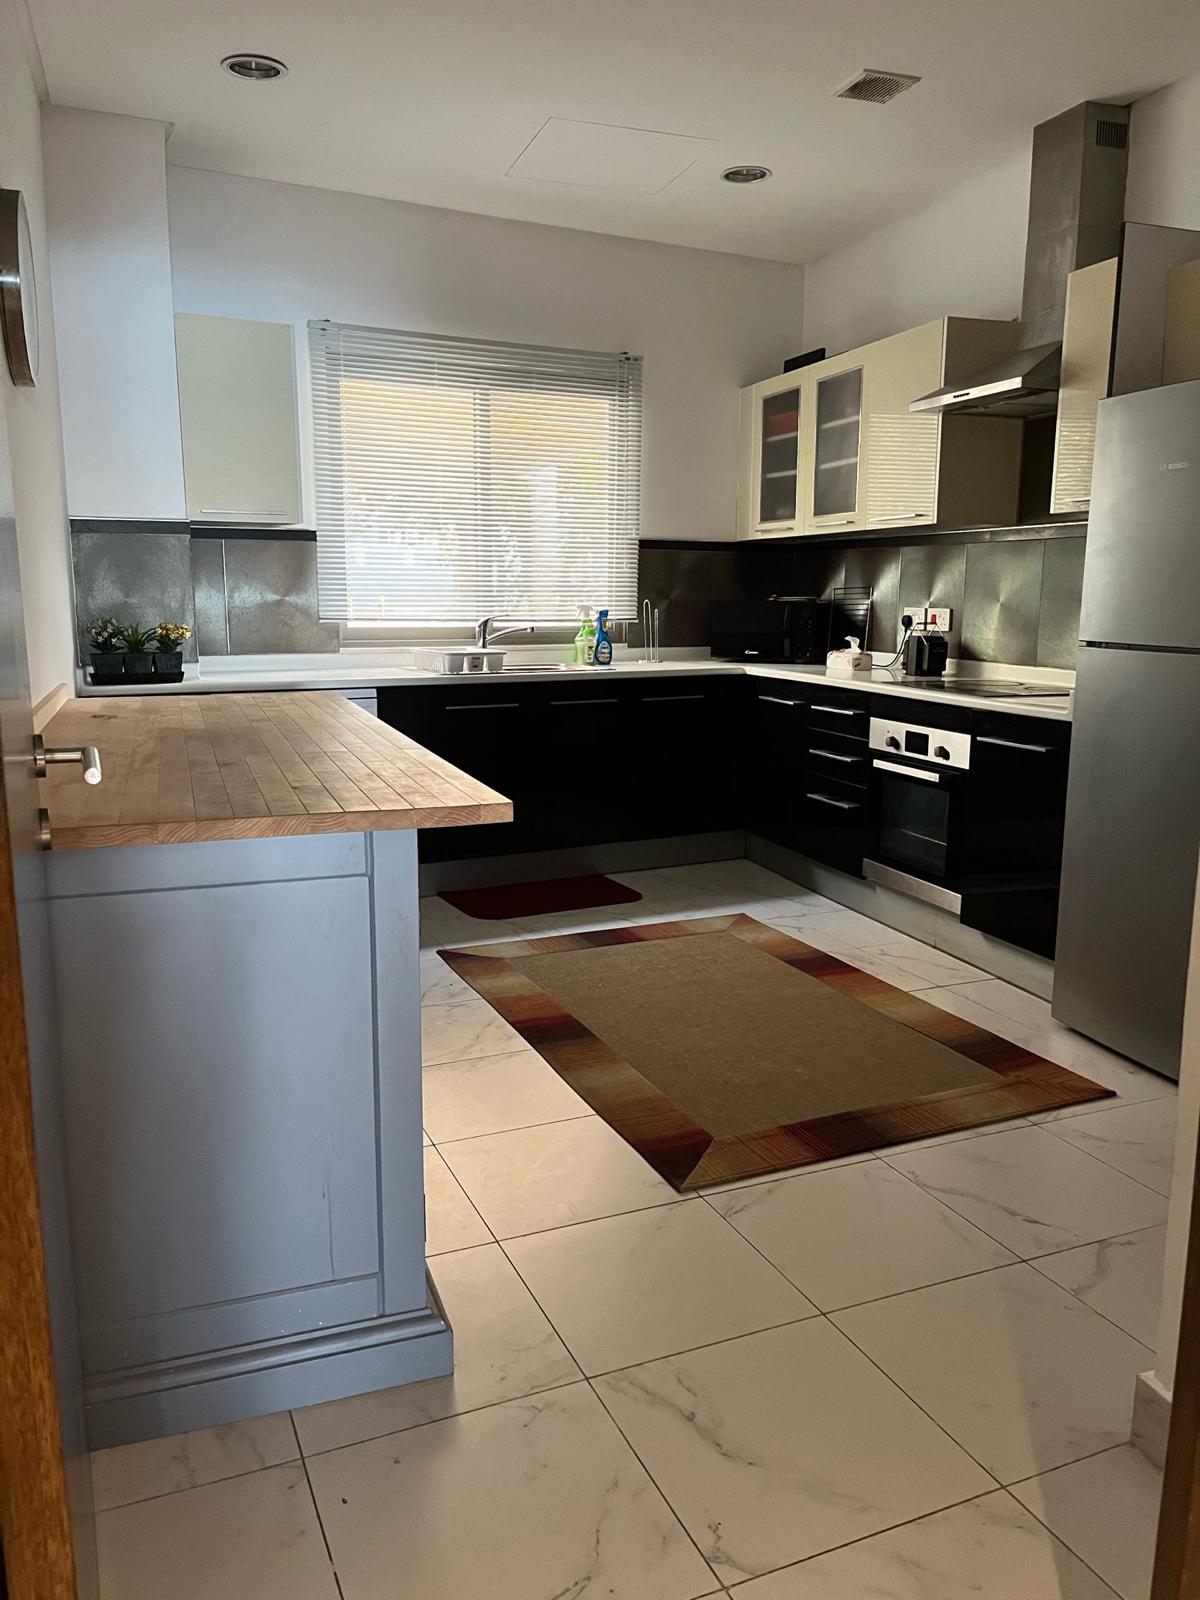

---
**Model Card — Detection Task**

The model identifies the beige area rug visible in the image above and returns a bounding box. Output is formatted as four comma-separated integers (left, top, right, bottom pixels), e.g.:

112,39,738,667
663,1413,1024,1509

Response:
438,914,1113,1190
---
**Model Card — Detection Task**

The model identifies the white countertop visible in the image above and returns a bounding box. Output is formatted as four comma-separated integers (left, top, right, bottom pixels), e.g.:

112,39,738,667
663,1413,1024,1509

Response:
77,650,1074,720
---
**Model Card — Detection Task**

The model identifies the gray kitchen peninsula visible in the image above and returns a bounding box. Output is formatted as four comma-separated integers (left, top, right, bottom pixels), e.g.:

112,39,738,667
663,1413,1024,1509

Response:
40,691,511,1448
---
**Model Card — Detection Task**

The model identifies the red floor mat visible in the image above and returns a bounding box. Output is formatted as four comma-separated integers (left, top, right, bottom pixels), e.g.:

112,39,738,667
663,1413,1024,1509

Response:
440,874,643,920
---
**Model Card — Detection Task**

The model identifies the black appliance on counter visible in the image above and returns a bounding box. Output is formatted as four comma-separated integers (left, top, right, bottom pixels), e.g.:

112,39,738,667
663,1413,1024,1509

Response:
710,598,831,663
901,631,949,678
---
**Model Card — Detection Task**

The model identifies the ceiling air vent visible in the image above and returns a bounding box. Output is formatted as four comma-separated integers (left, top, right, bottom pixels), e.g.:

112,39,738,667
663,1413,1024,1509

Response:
1095,117,1129,150
836,68,922,105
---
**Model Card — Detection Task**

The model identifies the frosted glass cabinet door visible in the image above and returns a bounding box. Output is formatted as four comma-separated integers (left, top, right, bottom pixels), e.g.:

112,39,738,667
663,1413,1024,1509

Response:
750,380,803,535
176,313,303,524
808,365,863,529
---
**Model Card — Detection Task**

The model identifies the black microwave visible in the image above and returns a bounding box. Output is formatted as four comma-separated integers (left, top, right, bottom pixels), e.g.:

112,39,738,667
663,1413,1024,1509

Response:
710,599,831,664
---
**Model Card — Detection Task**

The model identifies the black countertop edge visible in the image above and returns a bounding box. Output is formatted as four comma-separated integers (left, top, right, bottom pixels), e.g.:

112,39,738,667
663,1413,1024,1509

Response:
70,518,191,537
190,525,318,541
69,518,318,542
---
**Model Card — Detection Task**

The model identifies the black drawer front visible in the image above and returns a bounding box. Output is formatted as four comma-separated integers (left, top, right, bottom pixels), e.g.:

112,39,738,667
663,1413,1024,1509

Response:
807,699,870,742
801,787,867,877
806,743,869,788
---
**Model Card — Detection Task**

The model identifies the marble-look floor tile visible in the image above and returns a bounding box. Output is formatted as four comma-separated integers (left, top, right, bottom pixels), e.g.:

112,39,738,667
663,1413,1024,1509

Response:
423,1146,492,1255
698,1151,875,1195
292,1244,580,1455
96,1461,338,1600
594,1319,993,1583
307,1383,716,1600
504,1199,816,1375
421,997,524,1066
418,896,522,951
729,1489,1117,1599
1033,1226,1166,1348
709,1160,1015,1311
91,1411,297,1511
882,1116,1034,1155
1045,1098,1176,1197
885,1125,1168,1258
834,1263,1152,1483
854,934,986,987
440,1115,682,1238
419,950,475,1006
422,1046,590,1143
755,904,888,948
1011,1445,1163,1600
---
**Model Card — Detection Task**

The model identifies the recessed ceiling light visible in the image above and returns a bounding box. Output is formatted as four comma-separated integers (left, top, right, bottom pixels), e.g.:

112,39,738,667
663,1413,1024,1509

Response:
721,165,772,185
221,54,288,82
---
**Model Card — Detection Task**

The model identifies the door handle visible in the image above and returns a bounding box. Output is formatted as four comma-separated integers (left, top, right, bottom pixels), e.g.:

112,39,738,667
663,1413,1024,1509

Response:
872,758,942,782
32,735,102,784
976,735,1055,754
36,806,52,851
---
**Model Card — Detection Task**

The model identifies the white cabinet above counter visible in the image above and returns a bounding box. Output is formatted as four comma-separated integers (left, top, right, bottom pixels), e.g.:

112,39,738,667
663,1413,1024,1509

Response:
737,317,1023,541
175,314,303,525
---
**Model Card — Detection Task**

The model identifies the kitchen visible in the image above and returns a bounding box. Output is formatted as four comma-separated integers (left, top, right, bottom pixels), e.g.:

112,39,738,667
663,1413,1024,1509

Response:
1,6,1199,1600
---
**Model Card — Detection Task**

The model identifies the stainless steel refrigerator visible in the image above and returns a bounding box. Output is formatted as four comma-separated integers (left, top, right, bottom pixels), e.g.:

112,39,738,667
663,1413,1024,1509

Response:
1053,380,1200,1080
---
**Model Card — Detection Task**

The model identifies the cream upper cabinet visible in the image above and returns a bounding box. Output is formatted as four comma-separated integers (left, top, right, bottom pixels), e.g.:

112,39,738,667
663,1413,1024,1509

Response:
1050,258,1118,516
802,353,865,533
738,369,809,539
175,313,303,524
862,320,944,529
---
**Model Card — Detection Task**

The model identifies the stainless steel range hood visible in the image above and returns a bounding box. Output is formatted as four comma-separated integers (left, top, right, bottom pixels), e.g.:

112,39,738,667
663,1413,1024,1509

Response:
910,101,1130,418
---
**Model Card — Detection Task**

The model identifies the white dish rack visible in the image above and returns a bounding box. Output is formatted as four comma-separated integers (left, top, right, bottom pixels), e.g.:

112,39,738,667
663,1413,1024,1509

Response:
397,647,508,676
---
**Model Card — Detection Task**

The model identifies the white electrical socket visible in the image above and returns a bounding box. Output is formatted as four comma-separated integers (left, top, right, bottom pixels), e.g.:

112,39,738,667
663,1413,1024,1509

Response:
927,607,952,630
902,605,927,628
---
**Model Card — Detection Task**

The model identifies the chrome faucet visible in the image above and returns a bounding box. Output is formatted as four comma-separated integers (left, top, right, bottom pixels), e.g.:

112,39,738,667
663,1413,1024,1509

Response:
474,616,535,648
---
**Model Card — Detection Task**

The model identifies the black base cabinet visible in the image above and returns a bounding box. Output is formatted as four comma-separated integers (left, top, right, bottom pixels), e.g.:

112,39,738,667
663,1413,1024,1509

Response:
379,677,1070,960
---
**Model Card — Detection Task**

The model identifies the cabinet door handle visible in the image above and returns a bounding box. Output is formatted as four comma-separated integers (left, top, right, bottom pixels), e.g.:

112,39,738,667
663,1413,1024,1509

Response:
814,516,856,526
32,736,103,785
869,512,925,524
806,791,860,810
644,694,705,703
757,695,802,707
443,702,521,711
873,757,942,783
976,735,1055,754
550,697,619,706
198,507,294,519
810,704,858,716
810,747,861,763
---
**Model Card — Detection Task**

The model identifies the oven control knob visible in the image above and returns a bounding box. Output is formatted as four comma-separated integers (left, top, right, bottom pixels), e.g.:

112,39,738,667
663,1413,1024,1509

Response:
885,735,901,750
934,745,950,761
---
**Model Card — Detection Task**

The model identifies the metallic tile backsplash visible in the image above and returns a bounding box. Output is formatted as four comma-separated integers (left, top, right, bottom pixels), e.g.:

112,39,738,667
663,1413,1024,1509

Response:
70,523,337,664
71,524,198,663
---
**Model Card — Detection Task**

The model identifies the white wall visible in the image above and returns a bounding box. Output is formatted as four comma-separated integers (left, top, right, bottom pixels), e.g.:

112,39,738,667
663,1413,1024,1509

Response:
42,108,186,521
0,0,74,703
1128,68,1200,230
802,148,1031,354
165,167,806,542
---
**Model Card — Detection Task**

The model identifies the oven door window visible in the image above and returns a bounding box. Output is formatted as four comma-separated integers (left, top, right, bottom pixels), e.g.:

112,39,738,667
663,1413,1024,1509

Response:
877,769,951,879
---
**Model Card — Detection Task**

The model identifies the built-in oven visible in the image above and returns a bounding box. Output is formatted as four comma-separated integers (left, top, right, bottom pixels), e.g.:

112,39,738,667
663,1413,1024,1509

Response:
863,715,971,913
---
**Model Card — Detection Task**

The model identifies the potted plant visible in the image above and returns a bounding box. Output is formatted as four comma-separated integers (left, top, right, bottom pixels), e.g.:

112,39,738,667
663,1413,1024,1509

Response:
117,623,158,681
151,622,191,682
87,617,126,685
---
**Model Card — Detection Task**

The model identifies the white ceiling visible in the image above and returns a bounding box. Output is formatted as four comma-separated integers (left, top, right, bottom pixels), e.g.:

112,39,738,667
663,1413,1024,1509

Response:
24,0,1200,264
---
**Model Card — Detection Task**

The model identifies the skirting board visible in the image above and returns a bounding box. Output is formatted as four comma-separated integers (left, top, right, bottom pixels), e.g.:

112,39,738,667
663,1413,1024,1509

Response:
84,1280,452,1450
746,835,1056,1002
1133,1368,1172,1469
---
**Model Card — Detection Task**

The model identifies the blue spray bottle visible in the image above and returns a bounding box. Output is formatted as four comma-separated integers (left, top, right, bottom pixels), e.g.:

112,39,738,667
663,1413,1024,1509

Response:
594,608,613,667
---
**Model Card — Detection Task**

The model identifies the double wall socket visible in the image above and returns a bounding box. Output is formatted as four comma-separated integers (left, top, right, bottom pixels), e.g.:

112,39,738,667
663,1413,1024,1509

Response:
902,605,952,631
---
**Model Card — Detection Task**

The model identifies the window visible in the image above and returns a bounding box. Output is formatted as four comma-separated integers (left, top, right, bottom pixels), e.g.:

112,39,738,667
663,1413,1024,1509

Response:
308,321,642,626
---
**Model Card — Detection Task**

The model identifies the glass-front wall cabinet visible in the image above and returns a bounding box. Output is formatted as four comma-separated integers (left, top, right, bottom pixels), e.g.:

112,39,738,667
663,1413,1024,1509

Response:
810,365,863,526
756,384,802,530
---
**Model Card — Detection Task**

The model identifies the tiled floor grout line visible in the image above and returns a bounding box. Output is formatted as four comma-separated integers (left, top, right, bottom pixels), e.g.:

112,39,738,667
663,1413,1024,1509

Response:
427,1108,596,1147
287,1411,347,1600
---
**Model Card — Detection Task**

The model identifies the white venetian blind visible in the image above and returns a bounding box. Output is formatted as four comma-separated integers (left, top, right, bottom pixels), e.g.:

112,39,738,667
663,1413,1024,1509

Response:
309,320,642,624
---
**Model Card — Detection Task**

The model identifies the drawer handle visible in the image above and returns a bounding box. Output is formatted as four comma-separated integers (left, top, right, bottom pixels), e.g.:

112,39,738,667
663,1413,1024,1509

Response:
644,694,705,703
758,695,802,707
811,704,858,716
810,747,861,763
443,702,521,711
873,757,942,783
977,735,1055,754
806,792,860,810
198,507,294,518
550,697,619,706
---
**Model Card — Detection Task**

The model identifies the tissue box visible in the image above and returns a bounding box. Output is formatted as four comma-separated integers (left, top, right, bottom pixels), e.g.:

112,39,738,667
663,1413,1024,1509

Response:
826,651,873,676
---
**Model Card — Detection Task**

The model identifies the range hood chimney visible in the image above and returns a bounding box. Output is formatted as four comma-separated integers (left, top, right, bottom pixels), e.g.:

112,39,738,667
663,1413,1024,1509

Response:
911,101,1130,417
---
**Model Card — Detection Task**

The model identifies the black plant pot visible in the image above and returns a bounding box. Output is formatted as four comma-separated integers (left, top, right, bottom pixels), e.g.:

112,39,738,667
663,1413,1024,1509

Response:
123,651,156,681
89,651,125,686
152,651,184,683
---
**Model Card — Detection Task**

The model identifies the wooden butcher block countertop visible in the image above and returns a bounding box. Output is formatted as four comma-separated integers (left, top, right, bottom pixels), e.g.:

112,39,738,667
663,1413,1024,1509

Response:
43,692,513,850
